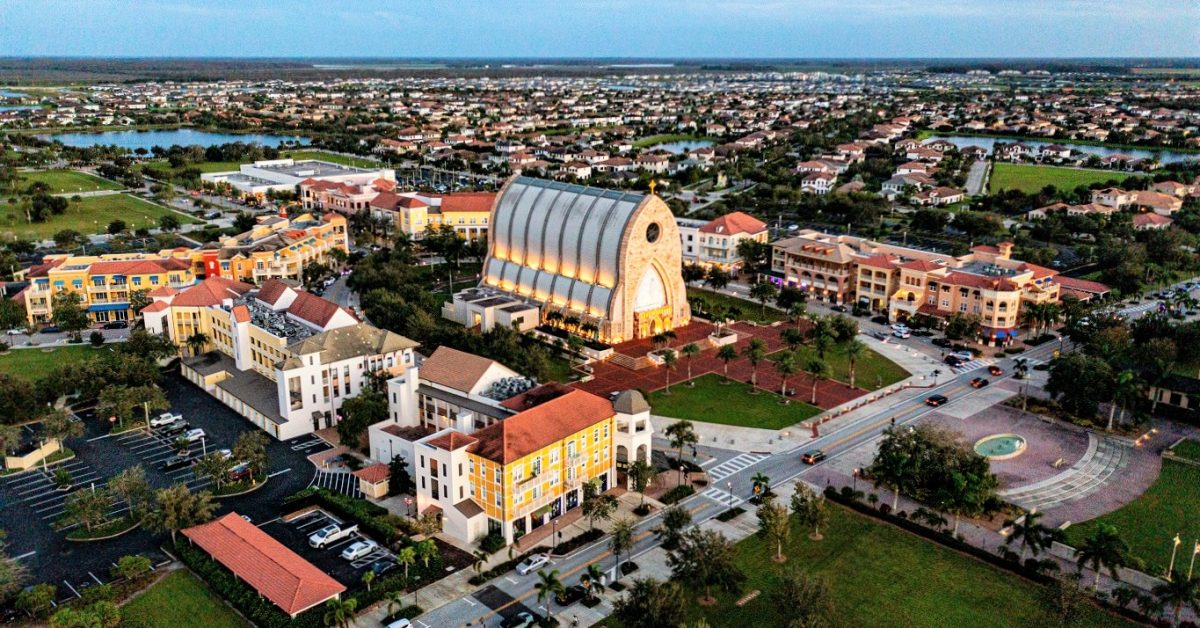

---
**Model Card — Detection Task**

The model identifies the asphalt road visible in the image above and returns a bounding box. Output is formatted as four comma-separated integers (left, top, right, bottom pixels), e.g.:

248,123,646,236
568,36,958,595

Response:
415,338,1064,627
965,159,989,196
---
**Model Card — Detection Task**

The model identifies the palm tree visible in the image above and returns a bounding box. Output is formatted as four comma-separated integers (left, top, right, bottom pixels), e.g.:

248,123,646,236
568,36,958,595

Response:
1003,509,1059,561
471,549,489,577
664,420,697,482
717,345,738,381
1110,369,1142,431
1075,523,1130,590
751,472,771,500
383,590,405,620
680,342,701,383
774,351,798,397
323,597,358,628
843,338,866,389
184,332,209,357
1152,574,1200,626
610,518,635,578
743,338,767,387
805,358,829,405
396,545,417,585
786,302,808,326
1013,357,1030,380
781,327,806,350
581,563,606,603
661,349,678,393
534,569,565,621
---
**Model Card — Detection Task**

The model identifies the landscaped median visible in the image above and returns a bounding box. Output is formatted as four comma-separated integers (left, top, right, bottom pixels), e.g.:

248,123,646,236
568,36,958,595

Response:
649,373,821,430
65,514,140,542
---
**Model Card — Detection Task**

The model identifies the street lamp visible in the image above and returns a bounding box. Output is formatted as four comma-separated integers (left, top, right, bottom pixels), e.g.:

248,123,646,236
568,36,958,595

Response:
1189,540,1199,581
726,480,733,512
852,468,860,492
404,496,413,518
1167,534,1182,581
552,519,558,555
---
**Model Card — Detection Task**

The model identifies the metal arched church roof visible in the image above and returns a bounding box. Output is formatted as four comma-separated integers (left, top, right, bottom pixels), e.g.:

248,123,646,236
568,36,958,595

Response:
485,177,646,316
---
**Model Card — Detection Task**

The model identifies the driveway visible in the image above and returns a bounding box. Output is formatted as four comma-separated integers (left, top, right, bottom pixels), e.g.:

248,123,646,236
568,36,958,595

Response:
0,371,323,604
965,159,989,196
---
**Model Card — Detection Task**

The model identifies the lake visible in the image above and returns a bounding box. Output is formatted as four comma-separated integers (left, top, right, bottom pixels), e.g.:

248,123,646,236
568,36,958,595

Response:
0,105,40,112
0,89,26,98
649,139,715,155
928,135,1197,165
39,128,311,150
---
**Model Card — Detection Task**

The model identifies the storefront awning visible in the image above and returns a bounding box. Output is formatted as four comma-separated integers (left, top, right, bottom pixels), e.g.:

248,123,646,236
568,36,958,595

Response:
88,303,128,312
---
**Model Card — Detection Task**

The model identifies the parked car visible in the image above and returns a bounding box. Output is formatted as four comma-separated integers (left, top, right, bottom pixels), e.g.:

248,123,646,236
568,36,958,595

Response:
160,454,191,471
925,394,949,407
556,584,586,606
101,321,128,330
953,351,974,362
501,612,536,628
227,462,252,482
801,449,827,465
385,620,412,628
870,316,889,325
180,428,206,444
162,421,191,436
831,305,848,313
370,560,397,576
150,412,183,428
970,378,989,389
943,355,963,367
340,540,379,561
39,326,60,334
932,337,952,348
870,331,888,341
308,523,358,548
515,554,550,575
988,366,1004,376
892,328,911,339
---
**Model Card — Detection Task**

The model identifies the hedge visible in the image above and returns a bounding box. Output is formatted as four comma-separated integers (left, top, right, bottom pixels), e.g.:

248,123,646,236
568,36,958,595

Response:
469,546,546,585
173,541,325,628
659,484,695,505
284,487,403,545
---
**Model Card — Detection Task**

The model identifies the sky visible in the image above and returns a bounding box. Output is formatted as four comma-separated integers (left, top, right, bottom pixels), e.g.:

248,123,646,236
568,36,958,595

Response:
0,0,1196,59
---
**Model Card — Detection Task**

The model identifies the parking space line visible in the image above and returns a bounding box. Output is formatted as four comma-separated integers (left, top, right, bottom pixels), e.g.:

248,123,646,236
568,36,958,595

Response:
13,551,35,561
63,580,80,599
88,572,103,585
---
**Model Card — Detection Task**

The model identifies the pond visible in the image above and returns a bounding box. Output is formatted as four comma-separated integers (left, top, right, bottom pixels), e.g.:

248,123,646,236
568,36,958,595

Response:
647,139,715,155
0,89,26,98
0,105,40,112
38,128,311,151
928,135,1197,165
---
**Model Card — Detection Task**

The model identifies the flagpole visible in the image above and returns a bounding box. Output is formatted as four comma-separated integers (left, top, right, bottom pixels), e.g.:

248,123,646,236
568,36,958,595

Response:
1167,534,1182,581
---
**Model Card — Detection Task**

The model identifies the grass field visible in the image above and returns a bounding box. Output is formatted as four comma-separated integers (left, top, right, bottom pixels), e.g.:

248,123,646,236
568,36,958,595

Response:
989,163,1132,194
633,134,707,149
772,344,909,391
280,149,381,169
0,193,199,239
121,570,246,628
648,372,821,429
1170,439,1200,462
140,159,247,175
688,288,786,324
1065,459,1200,576
599,505,1135,628
15,169,122,194
0,345,107,382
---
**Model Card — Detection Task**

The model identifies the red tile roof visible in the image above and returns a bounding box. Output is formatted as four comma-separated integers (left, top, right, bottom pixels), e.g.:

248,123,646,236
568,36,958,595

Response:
147,286,178,297
436,192,496,214
698,211,767,236
857,254,897,270
232,304,251,323
171,277,254,307
900,259,941,272
1055,276,1110,295
470,388,613,464
287,291,349,328
940,271,1018,291
256,279,292,306
427,430,478,451
352,463,390,484
140,300,169,314
89,258,190,276
182,513,345,617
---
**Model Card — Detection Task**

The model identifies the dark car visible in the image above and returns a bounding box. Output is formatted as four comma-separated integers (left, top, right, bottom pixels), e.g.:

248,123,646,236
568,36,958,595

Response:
228,463,252,483
370,560,397,576
39,326,60,334
162,421,191,436
870,315,889,325
556,584,586,606
160,454,191,471
988,365,1004,376
925,394,949,407
944,355,963,367
932,337,952,348
801,450,827,465
970,377,989,389
831,305,848,313
500,612,536,628
102,321,128,330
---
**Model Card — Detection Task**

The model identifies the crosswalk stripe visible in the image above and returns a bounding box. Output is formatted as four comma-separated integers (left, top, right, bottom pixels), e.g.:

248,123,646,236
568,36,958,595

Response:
706,452,770,482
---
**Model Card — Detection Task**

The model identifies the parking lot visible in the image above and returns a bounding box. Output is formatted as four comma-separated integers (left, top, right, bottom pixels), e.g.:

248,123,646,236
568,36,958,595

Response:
0,372,324,605
263,509,397,587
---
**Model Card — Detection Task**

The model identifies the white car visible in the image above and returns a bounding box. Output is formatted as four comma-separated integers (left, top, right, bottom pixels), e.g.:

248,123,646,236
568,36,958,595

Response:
309,523,358,548
953,351,974,362
892,328,911,339
150,412,183,428
340,540,378,560
180,428,206,444
515,553,550,575
385,620,412,628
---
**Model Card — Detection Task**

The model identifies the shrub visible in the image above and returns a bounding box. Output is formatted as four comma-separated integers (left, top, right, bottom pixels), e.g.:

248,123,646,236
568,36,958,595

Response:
619,562,639,575
479,532,506,554
715,507,745,522
659,484,695,505
89,331,105,347
174,541,323,628
1004,347,1025,354
283,487,402,544
633,503,653,516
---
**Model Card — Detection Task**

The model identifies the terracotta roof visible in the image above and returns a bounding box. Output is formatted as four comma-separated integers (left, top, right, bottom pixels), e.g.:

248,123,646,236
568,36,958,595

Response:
88,258,190,276
420,346,502,394
147,286,178,297
900,259,941,272
141,300,170,314
232,304,251,323
857,254,897,270
182,513,345,617
1055,276,1110,294
436,192,496,214
427,430,479,451
287,291,349,328
352,463,390,484
171,277,254,307
1133,212,1173,227
470,388,613,464
255,279,292,306
698,211,767,236
939,271,1018,291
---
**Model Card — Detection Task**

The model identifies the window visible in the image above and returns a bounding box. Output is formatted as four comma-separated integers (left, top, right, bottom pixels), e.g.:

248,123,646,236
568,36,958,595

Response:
532,457,542,476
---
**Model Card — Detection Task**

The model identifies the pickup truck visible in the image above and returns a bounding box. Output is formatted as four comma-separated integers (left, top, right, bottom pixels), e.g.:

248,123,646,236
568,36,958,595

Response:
150,412,183,428
308,523,359,548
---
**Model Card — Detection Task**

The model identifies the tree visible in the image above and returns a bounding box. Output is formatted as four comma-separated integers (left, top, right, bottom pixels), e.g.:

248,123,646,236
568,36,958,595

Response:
106,220,126,235
1039,575,1088,628
41,409,83,446
843,338,866,389
750,281,778,318
360,569,375,593
771,568,835,628
16,583,57,618
791,482,828,541
147,484,218,544
743,337,767,387
1152,574,1200,627
322,597,358,628
1111,369,1143,430
704,267,730,291
232,431,268,479
582,479,617,532
395,545,416,585
667,527,745,604
1004,509,1060,562
661,349,677,393
193,452,234,490
680,342,701,382
415,538,437,569
628,459,654,506
664,420,697,481
1046,352,1115,419
51,291,88,341
612,577,687,628
158,214,180,232
335,386,387,449
756,496,790,562
184,331,209,357
60,488,112,532
581,563,606,603
610,517,635,577
716,344,738,380
751,472,771,499
387,455,414,496
774,351,798,396
111,554,151,581
804,358,829,405
534,569,565,621
657,504,692,551
1075,523,1130,590
107,466,151,521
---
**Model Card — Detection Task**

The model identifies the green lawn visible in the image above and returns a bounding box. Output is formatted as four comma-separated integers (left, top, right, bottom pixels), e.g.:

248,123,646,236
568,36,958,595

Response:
772,345,909,391
16,169,122,193
121,570,246,628
600,505,1134,628
281,149,380,169
649,372,820,429
989,163,1132,195
633,134,707,149
0,345,107,382
140,159,248,175
688,288,786,324
1065,459,1200,576
1171,439,1200,462
0,193,200,239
